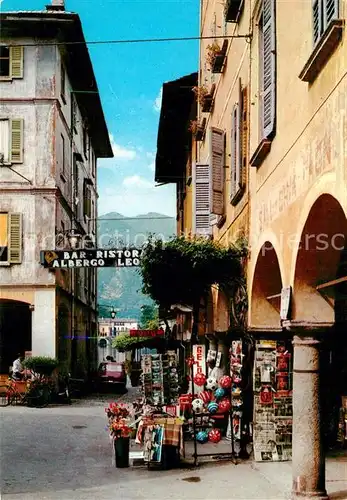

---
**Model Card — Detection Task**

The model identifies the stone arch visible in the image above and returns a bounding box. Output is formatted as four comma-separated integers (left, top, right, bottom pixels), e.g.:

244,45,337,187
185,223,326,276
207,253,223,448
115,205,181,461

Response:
292,194,347,322
250,242,283,328
0,299,32,372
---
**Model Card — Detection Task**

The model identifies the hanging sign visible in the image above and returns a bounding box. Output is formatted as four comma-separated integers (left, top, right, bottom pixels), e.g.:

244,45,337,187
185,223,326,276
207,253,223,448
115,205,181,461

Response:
40,248,142,268
129,329,164,338
280,286,292,320
192,344,206,394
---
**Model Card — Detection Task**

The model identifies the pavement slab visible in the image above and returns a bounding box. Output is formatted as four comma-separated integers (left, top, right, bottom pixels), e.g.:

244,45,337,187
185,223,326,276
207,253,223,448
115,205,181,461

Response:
1,391,346,500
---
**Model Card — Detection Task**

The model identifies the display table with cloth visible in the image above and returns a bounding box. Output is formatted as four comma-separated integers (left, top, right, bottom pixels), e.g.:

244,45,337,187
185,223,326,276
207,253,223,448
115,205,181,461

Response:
135,416,184,468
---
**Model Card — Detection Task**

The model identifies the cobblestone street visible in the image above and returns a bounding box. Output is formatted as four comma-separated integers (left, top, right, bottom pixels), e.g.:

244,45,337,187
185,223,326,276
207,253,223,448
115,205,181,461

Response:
1,388,346,500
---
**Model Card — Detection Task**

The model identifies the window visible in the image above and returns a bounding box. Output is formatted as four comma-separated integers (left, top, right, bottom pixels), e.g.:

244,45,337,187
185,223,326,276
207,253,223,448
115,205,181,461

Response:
91,149,96,177
0,119,23,164
0,213,22,264
83,180,92,218
230,83,248,205
61,134,65,176
210,127,225,216
83,125,89,159
313,0,339,45
60,63,66,103
259,0,276,140
0,46,23,79
193,163,211,236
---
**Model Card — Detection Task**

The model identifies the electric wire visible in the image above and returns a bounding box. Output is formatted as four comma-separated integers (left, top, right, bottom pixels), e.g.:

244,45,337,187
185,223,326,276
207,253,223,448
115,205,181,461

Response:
7,33,251,48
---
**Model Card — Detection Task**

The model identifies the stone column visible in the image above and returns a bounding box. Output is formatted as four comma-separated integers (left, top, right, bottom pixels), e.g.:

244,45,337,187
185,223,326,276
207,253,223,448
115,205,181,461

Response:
284,322,332,500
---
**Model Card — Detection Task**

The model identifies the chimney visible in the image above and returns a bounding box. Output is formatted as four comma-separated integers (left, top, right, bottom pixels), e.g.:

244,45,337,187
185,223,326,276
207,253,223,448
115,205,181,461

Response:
46,0,65,11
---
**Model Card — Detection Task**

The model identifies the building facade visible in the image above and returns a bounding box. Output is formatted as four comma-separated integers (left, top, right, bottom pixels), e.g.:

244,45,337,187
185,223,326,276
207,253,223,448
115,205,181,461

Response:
0,2,113,377
156,0,347,497
97,318,139,364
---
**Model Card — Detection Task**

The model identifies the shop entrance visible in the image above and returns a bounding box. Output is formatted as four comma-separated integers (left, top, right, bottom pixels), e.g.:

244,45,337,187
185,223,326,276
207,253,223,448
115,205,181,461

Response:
0,300,32,374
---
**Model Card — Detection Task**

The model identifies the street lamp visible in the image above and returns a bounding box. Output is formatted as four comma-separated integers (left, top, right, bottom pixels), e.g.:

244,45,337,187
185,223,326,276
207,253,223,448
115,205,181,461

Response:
110,307,117,319
68,229,82,249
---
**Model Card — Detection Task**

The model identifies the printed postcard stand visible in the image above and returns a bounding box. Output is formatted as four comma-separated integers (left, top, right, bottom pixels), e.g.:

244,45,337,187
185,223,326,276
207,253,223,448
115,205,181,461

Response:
190,344,237,467
253,340,293,462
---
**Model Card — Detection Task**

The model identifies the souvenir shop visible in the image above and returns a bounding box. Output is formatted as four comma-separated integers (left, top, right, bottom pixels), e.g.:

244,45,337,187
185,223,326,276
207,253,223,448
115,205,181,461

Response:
106,331,346,470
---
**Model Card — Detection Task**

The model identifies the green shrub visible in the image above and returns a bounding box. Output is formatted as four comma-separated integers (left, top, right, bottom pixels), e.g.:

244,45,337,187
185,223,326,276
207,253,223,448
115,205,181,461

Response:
23,356,59,377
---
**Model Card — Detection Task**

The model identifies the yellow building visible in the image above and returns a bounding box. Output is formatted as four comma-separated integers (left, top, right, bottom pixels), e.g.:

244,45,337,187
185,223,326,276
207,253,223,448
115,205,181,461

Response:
156,0,346,497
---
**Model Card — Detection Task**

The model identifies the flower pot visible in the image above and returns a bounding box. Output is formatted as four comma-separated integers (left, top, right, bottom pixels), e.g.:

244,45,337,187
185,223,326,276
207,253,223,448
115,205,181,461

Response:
114,437,130,468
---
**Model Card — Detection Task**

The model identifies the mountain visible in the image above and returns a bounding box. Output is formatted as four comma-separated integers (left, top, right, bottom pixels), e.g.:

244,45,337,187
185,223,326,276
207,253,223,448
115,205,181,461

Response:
97,212,176,320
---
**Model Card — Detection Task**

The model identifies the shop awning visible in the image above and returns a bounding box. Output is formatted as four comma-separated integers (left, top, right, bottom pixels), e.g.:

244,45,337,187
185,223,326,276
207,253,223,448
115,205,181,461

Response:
155,72,198,184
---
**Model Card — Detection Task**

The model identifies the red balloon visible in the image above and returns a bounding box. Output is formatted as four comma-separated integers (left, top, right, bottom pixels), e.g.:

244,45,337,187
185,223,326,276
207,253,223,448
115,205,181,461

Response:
193,373,207,387
208,428,222,443
219,375,232,389
199,390,212,404
218,398,231,413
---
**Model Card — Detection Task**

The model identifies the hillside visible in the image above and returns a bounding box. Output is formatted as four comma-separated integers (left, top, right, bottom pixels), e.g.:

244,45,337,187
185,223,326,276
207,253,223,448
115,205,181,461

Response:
97,212,176,320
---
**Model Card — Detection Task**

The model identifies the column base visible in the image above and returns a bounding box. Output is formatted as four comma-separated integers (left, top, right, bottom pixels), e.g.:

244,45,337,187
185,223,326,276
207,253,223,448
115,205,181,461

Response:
292,490,329,500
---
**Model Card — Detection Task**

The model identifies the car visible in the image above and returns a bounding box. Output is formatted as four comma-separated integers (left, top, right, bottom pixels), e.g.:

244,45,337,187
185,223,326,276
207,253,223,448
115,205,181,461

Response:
97,362,127,393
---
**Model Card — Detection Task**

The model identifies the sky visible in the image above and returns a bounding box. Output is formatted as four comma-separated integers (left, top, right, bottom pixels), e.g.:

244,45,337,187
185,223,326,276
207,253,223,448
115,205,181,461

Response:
2,0,200,217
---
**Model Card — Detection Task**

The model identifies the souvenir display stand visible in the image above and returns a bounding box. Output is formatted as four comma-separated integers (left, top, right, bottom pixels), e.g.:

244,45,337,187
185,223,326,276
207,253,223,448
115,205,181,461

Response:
253,340,293,462
135,352,184,469
184,341,249,466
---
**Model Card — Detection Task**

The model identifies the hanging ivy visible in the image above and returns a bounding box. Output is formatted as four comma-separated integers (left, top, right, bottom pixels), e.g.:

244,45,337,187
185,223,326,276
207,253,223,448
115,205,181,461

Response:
139,236,247,331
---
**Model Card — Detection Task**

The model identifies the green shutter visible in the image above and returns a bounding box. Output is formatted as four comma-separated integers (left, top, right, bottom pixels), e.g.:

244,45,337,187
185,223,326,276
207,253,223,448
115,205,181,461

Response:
9,213,22,264
10,119,23,163
10,46,23,79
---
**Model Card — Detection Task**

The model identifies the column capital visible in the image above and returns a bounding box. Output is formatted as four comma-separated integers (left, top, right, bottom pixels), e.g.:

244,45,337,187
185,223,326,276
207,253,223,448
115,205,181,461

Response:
282,320,333,337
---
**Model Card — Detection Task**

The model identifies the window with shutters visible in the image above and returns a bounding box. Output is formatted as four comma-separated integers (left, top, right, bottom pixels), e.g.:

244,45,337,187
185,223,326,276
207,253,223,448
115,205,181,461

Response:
0,118,23,164
210,127,225,216
299,0,342,82
312,0,339,45
250,1,275,167
0,46,23,80
260,0,276,140
83,180,92,218
193,163,211,236
61,63,66,103
0,212,22,265
231,84,248,205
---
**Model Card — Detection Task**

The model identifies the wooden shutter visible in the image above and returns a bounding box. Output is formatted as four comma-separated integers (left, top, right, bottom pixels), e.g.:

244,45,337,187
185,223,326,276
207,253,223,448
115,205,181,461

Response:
313,0,322,44
240,85,248,188
8,213,22,264
10,46,23,79
10,119,23,163
210,127,225,215
324,0,339,27
262,0,276,139
230,103,239,202
193,163,211,235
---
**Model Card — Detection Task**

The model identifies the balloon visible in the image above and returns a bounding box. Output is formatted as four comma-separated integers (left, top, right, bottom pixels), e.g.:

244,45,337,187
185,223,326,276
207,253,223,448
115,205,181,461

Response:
206,377,218,391
193,373,207,387
214,388,225,400
207,401,219,414
208,428,222,443
219,375,232,389
199,390,212,404
192,398,204,412
196,430,208,443
218,398,231,413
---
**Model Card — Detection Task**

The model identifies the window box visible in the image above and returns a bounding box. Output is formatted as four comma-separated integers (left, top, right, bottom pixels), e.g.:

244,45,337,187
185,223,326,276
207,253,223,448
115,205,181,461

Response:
230,186,245,207
299,19,344,83
189,118,206,141
250,138,272,168
224,0,244,23
202,84,216,113
207,40,228,74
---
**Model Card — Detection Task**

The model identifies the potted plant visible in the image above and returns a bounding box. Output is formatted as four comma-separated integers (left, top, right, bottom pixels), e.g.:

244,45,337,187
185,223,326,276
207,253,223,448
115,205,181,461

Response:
206,40,228,73
188,118,206,141
192,85,209,106
106,402,133,468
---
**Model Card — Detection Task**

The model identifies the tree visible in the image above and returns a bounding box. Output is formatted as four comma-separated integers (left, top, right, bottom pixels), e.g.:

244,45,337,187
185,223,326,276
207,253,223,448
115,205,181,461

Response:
139,235,246,339
140,304,159,329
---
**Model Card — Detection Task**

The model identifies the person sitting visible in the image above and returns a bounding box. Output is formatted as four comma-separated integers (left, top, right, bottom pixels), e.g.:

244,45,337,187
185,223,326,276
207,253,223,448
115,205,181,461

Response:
12,353,24,380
